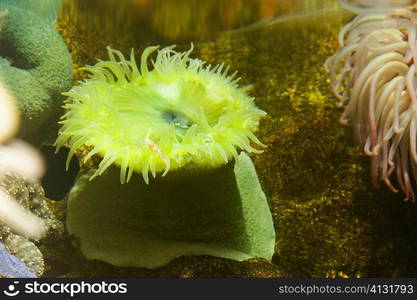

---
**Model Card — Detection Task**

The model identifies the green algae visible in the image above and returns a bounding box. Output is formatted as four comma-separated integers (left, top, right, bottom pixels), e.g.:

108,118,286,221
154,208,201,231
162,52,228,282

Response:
0,0,62,22
0,0,72,144
45,0,417,277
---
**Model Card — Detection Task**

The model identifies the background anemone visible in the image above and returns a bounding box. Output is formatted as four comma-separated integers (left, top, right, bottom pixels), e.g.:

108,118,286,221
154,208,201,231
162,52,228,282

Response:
56,45,265,184
0,82,65,278
340,0,416,12
0,83,46,240
326,0,417,200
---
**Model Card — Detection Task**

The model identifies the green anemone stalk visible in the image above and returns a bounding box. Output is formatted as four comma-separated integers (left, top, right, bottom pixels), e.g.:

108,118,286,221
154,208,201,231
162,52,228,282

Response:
57,45,276,269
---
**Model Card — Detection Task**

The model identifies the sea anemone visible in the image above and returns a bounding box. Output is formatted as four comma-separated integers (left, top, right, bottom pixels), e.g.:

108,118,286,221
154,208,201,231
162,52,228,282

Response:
55,45,266,184
326,0,417,200
60,45,275,268
0,83,46,240
340,0,416,12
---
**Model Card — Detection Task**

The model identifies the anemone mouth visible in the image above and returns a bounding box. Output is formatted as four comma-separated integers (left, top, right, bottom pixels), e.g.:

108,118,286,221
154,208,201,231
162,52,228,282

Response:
55,45,266,184
326,2,417,201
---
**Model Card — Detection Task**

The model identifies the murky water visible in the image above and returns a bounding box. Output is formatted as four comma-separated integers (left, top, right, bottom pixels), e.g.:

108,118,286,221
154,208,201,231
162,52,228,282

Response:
59,0,342,44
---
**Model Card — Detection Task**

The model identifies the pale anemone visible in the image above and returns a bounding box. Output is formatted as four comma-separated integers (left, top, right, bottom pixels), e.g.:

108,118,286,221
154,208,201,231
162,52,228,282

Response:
0,83,46,240
55,45,266,184
340,0,416,13
326,0,417,200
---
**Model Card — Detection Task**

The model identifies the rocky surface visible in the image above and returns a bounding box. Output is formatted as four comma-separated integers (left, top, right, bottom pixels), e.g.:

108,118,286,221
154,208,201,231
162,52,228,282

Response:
0,174,64,277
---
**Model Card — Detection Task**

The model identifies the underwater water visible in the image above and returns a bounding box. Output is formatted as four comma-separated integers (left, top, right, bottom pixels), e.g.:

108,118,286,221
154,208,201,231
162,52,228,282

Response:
2,0,417,278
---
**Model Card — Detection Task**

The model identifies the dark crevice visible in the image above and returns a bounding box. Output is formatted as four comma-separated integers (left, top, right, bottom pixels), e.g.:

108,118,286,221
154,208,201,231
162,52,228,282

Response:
0,39,35,70
40,146,79,200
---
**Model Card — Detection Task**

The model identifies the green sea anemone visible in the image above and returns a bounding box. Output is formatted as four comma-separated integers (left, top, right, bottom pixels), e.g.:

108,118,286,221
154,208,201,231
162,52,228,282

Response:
60,45,275,268
55,45,265,183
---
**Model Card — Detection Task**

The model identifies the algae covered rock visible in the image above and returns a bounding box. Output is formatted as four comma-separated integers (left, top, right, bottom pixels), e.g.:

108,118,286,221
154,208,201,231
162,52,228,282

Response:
0,173,64,277
0,0,72,143
66,152,275,269
4,233,43,277
0,240,36,278
1,0,63,22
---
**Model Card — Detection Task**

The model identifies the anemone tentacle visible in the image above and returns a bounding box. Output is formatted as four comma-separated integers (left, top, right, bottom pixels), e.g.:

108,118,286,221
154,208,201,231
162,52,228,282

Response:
56,45,265,183
326,0,417,201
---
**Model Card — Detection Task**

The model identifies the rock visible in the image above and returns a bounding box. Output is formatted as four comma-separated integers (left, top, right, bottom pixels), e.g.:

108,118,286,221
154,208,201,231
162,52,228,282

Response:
0,1,72,144
0,173,64,277
0,240,35,278
4,233,43,277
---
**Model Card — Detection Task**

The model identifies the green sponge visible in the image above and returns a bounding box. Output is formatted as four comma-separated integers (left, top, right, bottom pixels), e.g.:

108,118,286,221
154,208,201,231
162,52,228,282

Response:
0,1,72,143
66,152,276,269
